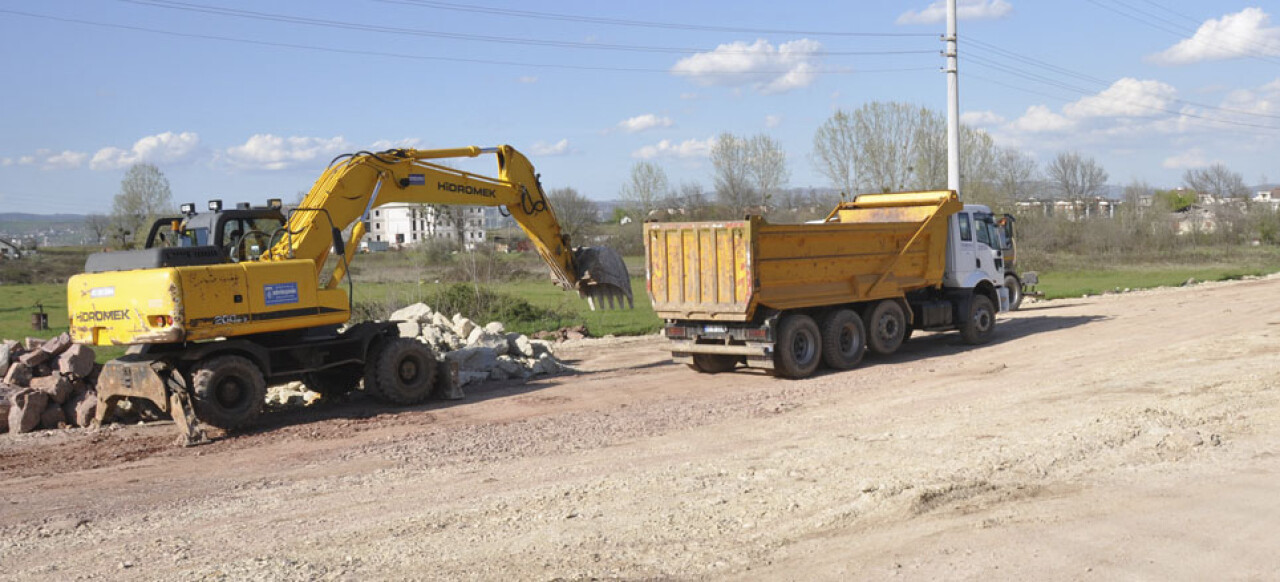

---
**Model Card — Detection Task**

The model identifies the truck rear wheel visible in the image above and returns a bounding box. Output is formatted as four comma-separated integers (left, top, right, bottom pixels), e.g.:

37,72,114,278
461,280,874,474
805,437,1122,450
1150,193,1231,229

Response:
864,300,906,356
774,314,821,379
367,338,437,404
1005,274,1023,311
959,295,996,345
688,354,739,374
190,355,267,431
820,309,866,370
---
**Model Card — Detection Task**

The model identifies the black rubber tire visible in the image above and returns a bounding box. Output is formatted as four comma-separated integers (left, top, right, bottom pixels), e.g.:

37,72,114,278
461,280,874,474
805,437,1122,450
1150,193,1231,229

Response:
864,300,907,356
303,364,363,397
819,309,866,370
773,314,822,379
959,294,997,345
1005,274,1023,311
366,338,437,404
190,355,267,430
687,353,739,374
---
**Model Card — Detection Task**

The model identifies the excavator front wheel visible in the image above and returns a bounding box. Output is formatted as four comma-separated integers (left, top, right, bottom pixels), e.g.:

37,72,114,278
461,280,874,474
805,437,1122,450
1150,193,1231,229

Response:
190,355,267,431
366,338,437,405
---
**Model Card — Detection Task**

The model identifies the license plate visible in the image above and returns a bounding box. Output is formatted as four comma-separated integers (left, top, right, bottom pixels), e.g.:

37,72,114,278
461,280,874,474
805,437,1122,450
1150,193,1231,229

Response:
703,325,727,334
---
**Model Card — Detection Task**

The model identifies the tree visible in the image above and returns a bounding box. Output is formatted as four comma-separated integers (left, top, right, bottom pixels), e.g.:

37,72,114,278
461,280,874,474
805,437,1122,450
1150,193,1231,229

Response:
111,163,173,248
852,102,925,193
711,133,755,214
988,148,1038,211
619,161,670,219
745,134,789,209
1046,151,1108,202
812,110,859,199
84,213,110,246
546,187,599,244
1182,164,1249,201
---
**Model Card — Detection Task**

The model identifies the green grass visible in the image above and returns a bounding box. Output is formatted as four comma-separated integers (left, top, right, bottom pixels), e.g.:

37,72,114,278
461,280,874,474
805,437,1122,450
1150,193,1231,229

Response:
1036,264,1278,299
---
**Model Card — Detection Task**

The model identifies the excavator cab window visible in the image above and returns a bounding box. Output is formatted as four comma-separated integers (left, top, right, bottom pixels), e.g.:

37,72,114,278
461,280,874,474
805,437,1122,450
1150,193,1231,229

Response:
219,216,285,262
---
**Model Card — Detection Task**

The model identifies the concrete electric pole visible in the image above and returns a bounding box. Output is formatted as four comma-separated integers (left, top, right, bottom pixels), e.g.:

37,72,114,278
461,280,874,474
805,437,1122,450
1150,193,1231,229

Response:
945,0,961,199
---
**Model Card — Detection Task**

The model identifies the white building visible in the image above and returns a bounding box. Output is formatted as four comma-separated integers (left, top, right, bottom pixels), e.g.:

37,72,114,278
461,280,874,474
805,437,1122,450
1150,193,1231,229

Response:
364,203,487,250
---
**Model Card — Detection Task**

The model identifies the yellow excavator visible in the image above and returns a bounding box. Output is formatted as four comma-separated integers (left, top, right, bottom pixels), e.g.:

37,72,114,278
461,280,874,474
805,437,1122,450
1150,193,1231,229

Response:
67,145,632,444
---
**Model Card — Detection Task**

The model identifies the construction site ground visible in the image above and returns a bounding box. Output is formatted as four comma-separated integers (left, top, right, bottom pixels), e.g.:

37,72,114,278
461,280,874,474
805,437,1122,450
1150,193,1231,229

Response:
2,275,1279,580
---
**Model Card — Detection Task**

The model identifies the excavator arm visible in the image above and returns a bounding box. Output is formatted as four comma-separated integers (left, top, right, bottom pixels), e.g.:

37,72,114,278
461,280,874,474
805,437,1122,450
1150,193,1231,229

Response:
270,145,632,308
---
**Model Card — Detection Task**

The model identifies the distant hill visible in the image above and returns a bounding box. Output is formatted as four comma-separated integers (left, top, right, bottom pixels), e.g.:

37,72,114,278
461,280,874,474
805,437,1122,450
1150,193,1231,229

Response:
0,213,89,246
0,213,86,222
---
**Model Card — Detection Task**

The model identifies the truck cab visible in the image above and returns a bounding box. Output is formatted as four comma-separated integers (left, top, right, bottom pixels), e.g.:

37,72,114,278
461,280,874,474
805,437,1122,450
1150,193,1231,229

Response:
944,204,1010,312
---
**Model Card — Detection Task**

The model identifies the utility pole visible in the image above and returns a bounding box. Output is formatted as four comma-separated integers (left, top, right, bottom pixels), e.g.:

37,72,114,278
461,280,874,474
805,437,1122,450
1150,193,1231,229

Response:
945,0,961,199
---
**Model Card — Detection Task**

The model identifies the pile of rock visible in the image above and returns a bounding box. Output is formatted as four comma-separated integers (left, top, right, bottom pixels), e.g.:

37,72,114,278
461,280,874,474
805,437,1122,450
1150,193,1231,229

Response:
531,324,589,342
389,302,566,389
1,333,98,434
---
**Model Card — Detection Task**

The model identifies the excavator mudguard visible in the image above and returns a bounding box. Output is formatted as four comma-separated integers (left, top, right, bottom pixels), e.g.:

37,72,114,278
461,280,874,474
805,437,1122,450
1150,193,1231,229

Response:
94,355,209,446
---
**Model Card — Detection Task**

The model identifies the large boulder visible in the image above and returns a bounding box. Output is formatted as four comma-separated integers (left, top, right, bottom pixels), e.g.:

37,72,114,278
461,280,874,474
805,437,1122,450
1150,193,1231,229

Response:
17,349,49,368
483,321,505,335
396,320,421,339
390,302,434,322
452,315,477,340
0,340,17,378
508,334,535,358
431,312,453,330
57,344,96,378
63,389,97,428
444,347,498,372
467,330,509,355
495,355,530,379
30,375,73,405
7,389,48,434
3,362,32,388
39,333,73,357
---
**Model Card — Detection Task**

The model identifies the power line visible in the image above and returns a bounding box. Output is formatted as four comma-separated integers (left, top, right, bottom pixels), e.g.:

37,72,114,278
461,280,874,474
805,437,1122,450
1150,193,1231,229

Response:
968,38,1280,121
0,8,937,76
1084,0,1280,66
376,0,937,38
964,57,1280,134
122,0,935,57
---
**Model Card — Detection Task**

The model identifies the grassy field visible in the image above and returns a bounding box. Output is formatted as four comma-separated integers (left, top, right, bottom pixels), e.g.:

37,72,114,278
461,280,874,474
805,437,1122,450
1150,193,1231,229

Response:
1036,264,1277,299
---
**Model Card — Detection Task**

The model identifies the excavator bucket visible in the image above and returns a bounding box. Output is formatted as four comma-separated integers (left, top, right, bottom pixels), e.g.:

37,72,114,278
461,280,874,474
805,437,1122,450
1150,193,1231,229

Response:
573,246,634,310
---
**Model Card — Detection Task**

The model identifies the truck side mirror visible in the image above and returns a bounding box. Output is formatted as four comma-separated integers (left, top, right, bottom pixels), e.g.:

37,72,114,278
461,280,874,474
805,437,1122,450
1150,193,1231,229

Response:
332,227,345,256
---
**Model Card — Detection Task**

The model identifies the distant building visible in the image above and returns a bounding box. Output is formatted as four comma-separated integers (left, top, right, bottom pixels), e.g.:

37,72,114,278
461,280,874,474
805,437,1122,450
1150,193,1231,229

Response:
363,203,486,250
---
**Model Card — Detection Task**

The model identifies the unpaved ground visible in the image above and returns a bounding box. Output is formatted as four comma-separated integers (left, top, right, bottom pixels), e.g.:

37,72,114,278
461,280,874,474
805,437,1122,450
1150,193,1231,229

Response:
2,276,1280,581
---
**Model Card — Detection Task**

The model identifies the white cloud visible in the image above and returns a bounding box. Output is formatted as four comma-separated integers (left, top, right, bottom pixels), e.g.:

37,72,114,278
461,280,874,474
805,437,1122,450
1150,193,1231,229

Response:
961,110,1005,126
517,76,539,84
632,137,715,160
671,39,822,95
530,139,571,156
224,134,350,171
897,0,1012,25
1,158,13,167
1162,149,1219,169
1150,8,1280,65
1007,105,1074,132
44,150,89,170
368,138,423,150
1220,77,1280,118
617,114,674,133
1063,78,1177,118
90,131,201,171
764,115,782,128
679,92,699,100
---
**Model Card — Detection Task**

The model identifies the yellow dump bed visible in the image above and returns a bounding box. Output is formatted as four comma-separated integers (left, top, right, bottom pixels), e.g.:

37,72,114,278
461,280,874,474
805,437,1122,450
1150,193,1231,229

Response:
645,191,962,321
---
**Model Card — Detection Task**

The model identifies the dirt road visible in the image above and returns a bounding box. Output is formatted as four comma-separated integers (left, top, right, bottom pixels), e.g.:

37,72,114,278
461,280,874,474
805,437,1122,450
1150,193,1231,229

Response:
3,275,1279,580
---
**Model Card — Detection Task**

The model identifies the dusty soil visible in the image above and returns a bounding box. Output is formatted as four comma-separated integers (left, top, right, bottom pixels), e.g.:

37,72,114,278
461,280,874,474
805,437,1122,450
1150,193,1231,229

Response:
2,276,1279,581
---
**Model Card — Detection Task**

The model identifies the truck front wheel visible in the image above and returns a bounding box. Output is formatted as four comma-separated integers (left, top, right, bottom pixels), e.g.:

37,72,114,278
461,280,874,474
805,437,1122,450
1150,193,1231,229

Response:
865,300,906,356
959,295,996,345
367,338,437,404
820,309,866,370
774,314,821,379
190,355,267,430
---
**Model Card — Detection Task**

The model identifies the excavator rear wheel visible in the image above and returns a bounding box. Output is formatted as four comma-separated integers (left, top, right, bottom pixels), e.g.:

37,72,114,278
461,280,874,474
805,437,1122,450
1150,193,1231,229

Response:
190,355,266,431
366,338,437,405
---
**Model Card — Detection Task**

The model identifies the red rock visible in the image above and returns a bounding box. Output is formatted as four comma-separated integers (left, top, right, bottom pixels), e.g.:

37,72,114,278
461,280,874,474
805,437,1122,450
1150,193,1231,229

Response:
17,349,49,368
40,404,65,430
23,337,45,351
39,333,73,357
7,389,48,434
3,362,32,388
64,390,97,428
31,375,73,405
58,344,97,378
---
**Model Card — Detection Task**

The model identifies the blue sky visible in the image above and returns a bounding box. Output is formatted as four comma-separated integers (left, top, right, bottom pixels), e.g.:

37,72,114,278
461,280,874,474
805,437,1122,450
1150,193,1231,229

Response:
1,0,1278,214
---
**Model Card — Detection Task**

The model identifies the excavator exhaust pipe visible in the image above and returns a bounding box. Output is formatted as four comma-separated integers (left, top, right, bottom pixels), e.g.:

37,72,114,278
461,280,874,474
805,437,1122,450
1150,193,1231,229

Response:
573,246,634,310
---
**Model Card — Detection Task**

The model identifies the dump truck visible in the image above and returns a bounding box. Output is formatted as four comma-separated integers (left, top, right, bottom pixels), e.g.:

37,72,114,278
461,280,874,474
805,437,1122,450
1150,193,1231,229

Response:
645,190,1008,379
68,145,632,444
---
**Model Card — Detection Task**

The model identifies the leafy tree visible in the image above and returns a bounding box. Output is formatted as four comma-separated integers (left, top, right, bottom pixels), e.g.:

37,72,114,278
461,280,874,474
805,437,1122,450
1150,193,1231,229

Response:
111,163,174,248
546,187,599,244
619,161,670,219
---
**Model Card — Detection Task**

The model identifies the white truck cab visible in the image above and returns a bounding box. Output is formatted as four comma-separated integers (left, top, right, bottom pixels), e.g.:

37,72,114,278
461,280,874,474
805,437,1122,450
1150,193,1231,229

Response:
944,204,1010,312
